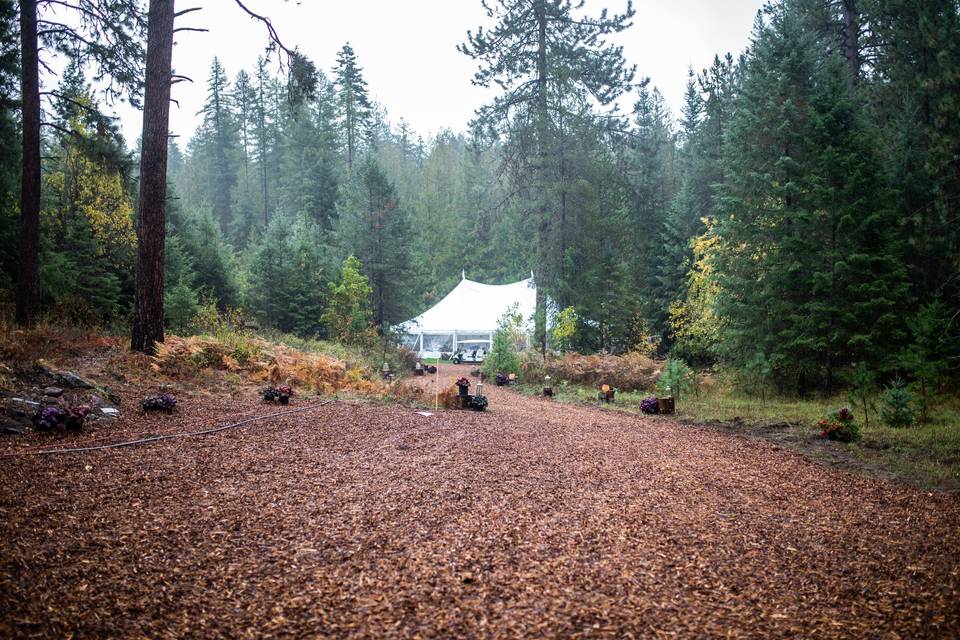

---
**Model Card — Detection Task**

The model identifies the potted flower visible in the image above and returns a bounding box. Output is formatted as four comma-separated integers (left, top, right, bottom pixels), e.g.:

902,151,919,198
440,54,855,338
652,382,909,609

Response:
818,406,861,442
640,396,660,414
455,377,470,397
142,393,177,413
64,405,91,431
471,394,488,411
32,404,91,432
262,385,294,405
598,384,615,403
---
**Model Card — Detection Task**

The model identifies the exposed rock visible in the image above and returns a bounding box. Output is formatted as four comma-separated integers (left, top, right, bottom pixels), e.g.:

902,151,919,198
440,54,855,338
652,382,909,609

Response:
44,387,64,397
88,395,113,409
99,407,120,419
5,397,41,419
53,372,95,389
0,417,25,435
99,386,121,406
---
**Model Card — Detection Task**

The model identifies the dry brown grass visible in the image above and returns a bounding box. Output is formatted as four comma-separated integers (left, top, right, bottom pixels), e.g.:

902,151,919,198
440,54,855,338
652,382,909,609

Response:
152,335,384,396
544,351,661,391
0,320,121,362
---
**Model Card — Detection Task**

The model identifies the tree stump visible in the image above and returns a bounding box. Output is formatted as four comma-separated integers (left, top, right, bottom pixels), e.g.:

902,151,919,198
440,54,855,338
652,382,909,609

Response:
658,396,675,415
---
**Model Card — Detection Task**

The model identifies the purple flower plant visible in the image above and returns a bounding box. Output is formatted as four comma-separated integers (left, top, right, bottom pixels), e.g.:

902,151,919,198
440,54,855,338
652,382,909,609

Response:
33,404,90,432
640,396,660,415
142,394,177,412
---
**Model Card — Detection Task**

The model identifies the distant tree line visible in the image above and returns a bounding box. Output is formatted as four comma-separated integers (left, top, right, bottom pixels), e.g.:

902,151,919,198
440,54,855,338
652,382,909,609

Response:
0,0,957,393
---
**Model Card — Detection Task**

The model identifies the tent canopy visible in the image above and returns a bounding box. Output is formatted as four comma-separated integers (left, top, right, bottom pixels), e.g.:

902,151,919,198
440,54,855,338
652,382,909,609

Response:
398,274,536,355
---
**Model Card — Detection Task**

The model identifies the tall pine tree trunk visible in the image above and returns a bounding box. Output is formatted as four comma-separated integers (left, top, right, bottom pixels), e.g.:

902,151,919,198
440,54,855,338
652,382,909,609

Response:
131,0,175,354
841,0,860,94
533,0,549,356
16,0,40,326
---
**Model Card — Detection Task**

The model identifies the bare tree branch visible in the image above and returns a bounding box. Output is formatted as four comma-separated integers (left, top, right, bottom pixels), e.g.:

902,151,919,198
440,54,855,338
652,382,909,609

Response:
40,121,80,138
232,0,294,58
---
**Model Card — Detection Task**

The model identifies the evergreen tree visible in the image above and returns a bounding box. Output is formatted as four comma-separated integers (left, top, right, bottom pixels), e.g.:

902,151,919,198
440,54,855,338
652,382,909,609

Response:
178,206,239,308
163,234,200,334
863,0,960,307
459,0,636,351
40,66,137,323
652,70,710,340
232,69,256,178
715,0,909,390
337,155,412,331
194,57,241,232
333,43,372,171
277,73,338,230
230,68,261,245
622,83,677,338
247,212,330,335
242,57,287,229
0,0,18,294
323,255,374,346
131,0,175,353
16,0,145,326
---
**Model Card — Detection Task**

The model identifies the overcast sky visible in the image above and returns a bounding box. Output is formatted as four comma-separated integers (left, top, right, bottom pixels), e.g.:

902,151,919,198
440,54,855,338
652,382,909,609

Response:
110,0,765,144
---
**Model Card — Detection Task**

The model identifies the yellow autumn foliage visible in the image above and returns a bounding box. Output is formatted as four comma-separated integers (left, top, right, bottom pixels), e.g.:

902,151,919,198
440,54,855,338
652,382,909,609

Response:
44,122,136,255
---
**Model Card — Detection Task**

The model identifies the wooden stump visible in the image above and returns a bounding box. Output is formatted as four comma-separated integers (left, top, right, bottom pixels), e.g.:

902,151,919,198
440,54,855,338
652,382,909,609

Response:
658,396,675,415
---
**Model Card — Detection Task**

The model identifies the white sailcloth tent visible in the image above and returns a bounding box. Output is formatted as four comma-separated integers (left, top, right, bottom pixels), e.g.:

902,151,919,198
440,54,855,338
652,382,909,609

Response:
399,272,537,357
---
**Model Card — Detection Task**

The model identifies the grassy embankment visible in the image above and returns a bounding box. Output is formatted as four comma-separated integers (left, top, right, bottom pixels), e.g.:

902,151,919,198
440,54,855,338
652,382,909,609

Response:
518,379,960,491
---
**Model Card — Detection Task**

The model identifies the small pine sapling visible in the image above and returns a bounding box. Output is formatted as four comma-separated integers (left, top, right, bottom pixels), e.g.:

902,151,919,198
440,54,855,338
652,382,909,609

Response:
899,301,957,424
657,358,693,402
847,362,877,430
880,378,915,429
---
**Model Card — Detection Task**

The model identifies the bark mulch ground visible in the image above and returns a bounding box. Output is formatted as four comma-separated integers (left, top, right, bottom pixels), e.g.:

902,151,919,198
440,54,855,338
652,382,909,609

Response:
1,364,958,638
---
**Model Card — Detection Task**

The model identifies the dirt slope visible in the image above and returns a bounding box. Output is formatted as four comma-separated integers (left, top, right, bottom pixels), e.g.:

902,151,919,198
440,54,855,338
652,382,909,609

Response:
1,364,958,638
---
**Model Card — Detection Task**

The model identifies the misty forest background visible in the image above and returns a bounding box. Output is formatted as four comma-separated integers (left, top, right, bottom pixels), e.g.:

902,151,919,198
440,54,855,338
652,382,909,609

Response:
0,0,958,395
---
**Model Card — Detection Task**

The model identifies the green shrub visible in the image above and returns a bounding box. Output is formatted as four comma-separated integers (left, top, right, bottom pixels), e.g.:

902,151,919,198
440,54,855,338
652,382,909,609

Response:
322,256,376,348
550,306,578,353
739,351,773,404
190,301,262,364
657,357,693,401
880,378,915,428
482,305,523,379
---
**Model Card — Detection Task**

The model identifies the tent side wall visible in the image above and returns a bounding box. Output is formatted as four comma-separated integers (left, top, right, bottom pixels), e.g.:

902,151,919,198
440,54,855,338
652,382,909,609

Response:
405,330,495,358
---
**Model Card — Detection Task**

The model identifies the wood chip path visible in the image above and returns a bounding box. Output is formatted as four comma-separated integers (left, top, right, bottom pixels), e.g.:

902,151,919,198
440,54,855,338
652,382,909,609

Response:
1,364,958,638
